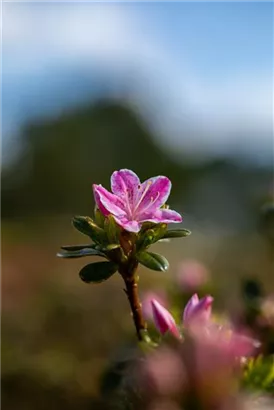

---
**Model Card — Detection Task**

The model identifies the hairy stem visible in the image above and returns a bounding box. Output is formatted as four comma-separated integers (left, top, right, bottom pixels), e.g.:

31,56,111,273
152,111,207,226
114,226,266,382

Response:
119,231,147,341
120,262,147,341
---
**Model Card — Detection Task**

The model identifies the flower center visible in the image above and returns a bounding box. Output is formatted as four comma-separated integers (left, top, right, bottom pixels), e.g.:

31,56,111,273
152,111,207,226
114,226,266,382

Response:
131,181,160,220
132,181,152,218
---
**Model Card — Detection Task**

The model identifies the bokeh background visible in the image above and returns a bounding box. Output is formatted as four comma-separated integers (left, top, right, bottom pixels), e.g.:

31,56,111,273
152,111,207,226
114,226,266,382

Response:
2,2,273,409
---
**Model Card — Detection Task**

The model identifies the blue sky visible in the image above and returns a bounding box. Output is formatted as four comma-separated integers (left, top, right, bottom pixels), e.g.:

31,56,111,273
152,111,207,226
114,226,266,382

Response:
134,2,273,77
2,1,273,164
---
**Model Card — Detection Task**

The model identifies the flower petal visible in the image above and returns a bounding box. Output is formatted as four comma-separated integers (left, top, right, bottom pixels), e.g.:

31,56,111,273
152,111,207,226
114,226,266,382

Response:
93,184,109,216
135,176,171,215
94,184,126,217
113,216,141,233
183,294,199,324
228,332,260,357
151,299,180,338
111,169,140,210
183,294,213,326
139,208,182,224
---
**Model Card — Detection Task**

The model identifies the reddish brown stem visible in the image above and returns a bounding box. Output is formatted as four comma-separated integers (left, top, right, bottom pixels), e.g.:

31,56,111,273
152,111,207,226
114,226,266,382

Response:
119,231,147,341
123,275,147,341
120,260,147,341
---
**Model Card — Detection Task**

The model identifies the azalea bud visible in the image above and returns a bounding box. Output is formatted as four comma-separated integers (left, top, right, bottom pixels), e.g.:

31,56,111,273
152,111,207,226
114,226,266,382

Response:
142,291,168,321
183,294,213,326
151,299,180,338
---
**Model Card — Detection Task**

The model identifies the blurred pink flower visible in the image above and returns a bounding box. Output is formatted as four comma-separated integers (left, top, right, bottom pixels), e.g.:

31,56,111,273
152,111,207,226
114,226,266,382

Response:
151,299,180,338
191,322,259,359
93,169,182,233
142,347,186,397
183,293,213,326
218,327,259,358
176,259,209,292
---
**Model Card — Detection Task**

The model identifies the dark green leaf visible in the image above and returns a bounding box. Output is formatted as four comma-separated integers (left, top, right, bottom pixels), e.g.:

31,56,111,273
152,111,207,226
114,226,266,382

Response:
137,224,167,250
153,223,168,241
162,229,191,239
61,244,95,251
72,216,107,244
94,207,105,228
140,222,157,233
136,229,155,250
103,244,127,263
57,248,106,259
79,261,118,283
103,244,120,251
104,215,120,243
136,251,169,272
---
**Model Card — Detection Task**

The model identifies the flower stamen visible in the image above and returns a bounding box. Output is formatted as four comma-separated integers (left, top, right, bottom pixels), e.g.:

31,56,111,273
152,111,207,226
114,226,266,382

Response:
133,180,153,216
138,192,160,216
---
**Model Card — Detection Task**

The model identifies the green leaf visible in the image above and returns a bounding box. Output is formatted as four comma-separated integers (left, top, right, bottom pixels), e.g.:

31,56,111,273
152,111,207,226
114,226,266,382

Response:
162,229,191,239
242,355,274,393
153,223,168,241
137,224,168,251
72,216,107,244
136,251,169,272
61,244,95,251
57,248,106,259
79,261,118,283
136,229,155,250
104,215,120,243
94,207,105,228
103,244,127,263
140,222,157,233
103,244,120,251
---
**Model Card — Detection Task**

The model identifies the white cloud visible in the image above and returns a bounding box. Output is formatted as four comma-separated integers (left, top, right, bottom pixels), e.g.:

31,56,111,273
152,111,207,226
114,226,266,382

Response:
3,3,273,164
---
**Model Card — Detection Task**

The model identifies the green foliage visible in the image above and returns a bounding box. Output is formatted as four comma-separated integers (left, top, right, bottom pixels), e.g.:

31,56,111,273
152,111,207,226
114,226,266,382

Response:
162,229,191,239
136,251,169,272
79,261,118,284
57,248,106,258
103,244,127,264
104,215,121,244
94,208,106,228
60,244,95,251
136,226,191,251
136,224,167,251
72,216,107,244
242,355,274,393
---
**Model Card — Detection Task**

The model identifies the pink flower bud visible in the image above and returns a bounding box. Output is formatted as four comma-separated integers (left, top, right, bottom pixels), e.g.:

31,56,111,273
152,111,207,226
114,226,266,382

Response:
183,294,213,326
142,291,168,321
151,299,180,338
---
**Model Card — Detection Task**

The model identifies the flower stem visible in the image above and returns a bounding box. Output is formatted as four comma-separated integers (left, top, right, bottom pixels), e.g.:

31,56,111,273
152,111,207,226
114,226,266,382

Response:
123,274,147,341
119,231,147,341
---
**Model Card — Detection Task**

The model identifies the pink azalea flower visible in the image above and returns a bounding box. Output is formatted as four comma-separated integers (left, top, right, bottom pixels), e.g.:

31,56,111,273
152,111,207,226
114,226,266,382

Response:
219,328,260,358
151,299,180,338
190,319,259,359
93,169,182,233
183,294,213,326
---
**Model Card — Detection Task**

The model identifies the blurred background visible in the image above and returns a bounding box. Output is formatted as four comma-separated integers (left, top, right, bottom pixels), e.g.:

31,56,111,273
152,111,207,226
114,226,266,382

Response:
2,2,273,409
